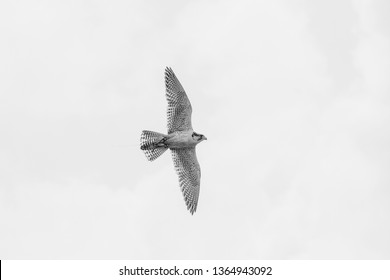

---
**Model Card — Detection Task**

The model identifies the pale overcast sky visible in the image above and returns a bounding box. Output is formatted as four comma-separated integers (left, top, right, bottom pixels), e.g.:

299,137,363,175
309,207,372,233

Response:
1,0,389,259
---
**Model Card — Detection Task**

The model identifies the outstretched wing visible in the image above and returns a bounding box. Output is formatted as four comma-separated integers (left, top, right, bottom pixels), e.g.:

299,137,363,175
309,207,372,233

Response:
171,147,201,214
165,67,192,133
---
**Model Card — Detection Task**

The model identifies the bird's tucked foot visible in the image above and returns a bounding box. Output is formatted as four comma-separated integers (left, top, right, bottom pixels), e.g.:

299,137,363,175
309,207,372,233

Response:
140,130,169,161
154,137,168,148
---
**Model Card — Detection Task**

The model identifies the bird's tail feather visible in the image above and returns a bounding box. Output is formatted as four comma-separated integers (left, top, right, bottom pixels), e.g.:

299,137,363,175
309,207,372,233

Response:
140,130,169,161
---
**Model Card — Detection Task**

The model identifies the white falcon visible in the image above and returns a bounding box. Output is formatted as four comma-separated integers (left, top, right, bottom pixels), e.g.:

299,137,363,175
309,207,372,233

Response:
140,67,207,214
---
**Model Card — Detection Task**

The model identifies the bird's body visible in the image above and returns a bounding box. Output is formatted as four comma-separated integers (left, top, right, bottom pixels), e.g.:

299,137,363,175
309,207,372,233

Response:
140,130,199,150
140,67,206,214
166,130,200,148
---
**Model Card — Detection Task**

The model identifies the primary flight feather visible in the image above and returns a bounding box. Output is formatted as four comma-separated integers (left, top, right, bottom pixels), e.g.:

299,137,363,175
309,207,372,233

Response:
140,67,207,214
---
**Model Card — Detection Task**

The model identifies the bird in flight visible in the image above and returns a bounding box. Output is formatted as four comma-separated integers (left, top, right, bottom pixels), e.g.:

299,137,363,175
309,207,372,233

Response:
140,67,207,214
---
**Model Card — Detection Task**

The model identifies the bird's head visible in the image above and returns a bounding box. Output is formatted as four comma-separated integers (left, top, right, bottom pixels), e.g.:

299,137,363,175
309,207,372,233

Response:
192,132,207,143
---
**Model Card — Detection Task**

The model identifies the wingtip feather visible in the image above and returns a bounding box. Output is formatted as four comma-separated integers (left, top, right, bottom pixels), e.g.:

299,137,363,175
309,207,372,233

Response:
165,66,175,77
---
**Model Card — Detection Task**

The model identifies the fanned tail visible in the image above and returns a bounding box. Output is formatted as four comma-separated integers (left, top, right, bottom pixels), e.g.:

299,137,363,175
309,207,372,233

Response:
140,130,169,161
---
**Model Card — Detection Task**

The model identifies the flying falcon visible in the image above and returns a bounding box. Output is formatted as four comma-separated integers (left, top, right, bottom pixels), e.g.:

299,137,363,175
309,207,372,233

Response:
140,67,207,214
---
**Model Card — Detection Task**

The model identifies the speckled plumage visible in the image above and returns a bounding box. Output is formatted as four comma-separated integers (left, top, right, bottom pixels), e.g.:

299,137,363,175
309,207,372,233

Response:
171,148,200,214
140,67,206,215
165,67,193,133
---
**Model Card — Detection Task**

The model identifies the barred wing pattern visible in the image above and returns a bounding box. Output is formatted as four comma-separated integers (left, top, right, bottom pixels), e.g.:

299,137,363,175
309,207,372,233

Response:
171,148,201,214
165,67,192,134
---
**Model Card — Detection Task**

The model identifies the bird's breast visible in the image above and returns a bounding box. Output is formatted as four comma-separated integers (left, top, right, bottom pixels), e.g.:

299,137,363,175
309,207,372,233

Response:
166,131,196,149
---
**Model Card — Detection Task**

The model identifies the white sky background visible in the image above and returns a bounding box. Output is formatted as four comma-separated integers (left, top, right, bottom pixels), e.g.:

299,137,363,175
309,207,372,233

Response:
1,0,389,259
